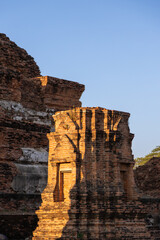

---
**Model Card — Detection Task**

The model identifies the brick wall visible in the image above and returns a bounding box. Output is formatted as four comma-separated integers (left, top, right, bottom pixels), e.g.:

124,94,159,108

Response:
33,108,152,240
0,34,84,239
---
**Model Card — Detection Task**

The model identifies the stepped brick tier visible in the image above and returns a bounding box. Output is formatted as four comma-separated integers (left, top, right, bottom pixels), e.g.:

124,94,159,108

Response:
33,108,151,240
0,33,84,239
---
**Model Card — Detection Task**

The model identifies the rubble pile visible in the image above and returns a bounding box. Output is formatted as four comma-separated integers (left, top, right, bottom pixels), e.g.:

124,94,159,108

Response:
134,157,160,198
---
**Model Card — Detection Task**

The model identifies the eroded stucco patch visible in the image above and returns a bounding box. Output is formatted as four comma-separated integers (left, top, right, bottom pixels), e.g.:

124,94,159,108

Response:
11,163,48,193
19,148,48,163
0,100,55,126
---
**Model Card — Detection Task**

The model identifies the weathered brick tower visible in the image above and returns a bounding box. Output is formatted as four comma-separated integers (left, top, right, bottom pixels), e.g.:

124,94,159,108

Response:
0,33,84,239
33,108,151,239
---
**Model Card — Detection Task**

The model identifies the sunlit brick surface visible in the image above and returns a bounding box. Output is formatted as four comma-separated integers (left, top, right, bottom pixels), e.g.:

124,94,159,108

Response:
0,33,84,239
33,108,152,240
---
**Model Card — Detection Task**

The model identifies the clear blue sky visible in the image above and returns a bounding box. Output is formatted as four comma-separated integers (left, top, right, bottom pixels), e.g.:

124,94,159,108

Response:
1,0,160,158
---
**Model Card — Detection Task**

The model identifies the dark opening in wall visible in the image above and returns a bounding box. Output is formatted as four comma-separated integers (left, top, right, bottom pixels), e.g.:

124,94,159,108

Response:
53,163,71,202
120,170,128,197
120,163,133,200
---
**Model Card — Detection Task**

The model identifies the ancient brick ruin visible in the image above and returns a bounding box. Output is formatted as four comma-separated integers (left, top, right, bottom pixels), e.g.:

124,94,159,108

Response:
134,157,160,198
0,33,84,239
33,108,151,239
0,34,160,240
134,158,160,239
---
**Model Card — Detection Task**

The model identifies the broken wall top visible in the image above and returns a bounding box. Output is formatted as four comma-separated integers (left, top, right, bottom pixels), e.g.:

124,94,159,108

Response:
0,33,40,78
50,107,134,164
0,34,85,111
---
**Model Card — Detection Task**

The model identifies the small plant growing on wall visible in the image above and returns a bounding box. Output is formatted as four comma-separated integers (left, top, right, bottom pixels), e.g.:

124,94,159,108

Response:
77,232,83,239
69,107,78,122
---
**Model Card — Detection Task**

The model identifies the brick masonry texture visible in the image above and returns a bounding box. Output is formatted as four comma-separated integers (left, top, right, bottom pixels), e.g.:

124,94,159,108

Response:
134,158,160,240
33,108,152,240
0,33,84,239
1,33,160,240
134,157,160,198
0,33,40,78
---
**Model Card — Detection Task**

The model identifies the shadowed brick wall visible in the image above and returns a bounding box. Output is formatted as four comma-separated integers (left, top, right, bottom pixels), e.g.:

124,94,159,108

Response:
33,108,152,240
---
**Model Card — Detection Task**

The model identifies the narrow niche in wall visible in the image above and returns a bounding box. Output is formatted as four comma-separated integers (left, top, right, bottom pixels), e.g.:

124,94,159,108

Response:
120,163,131,199
54,162,72,202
